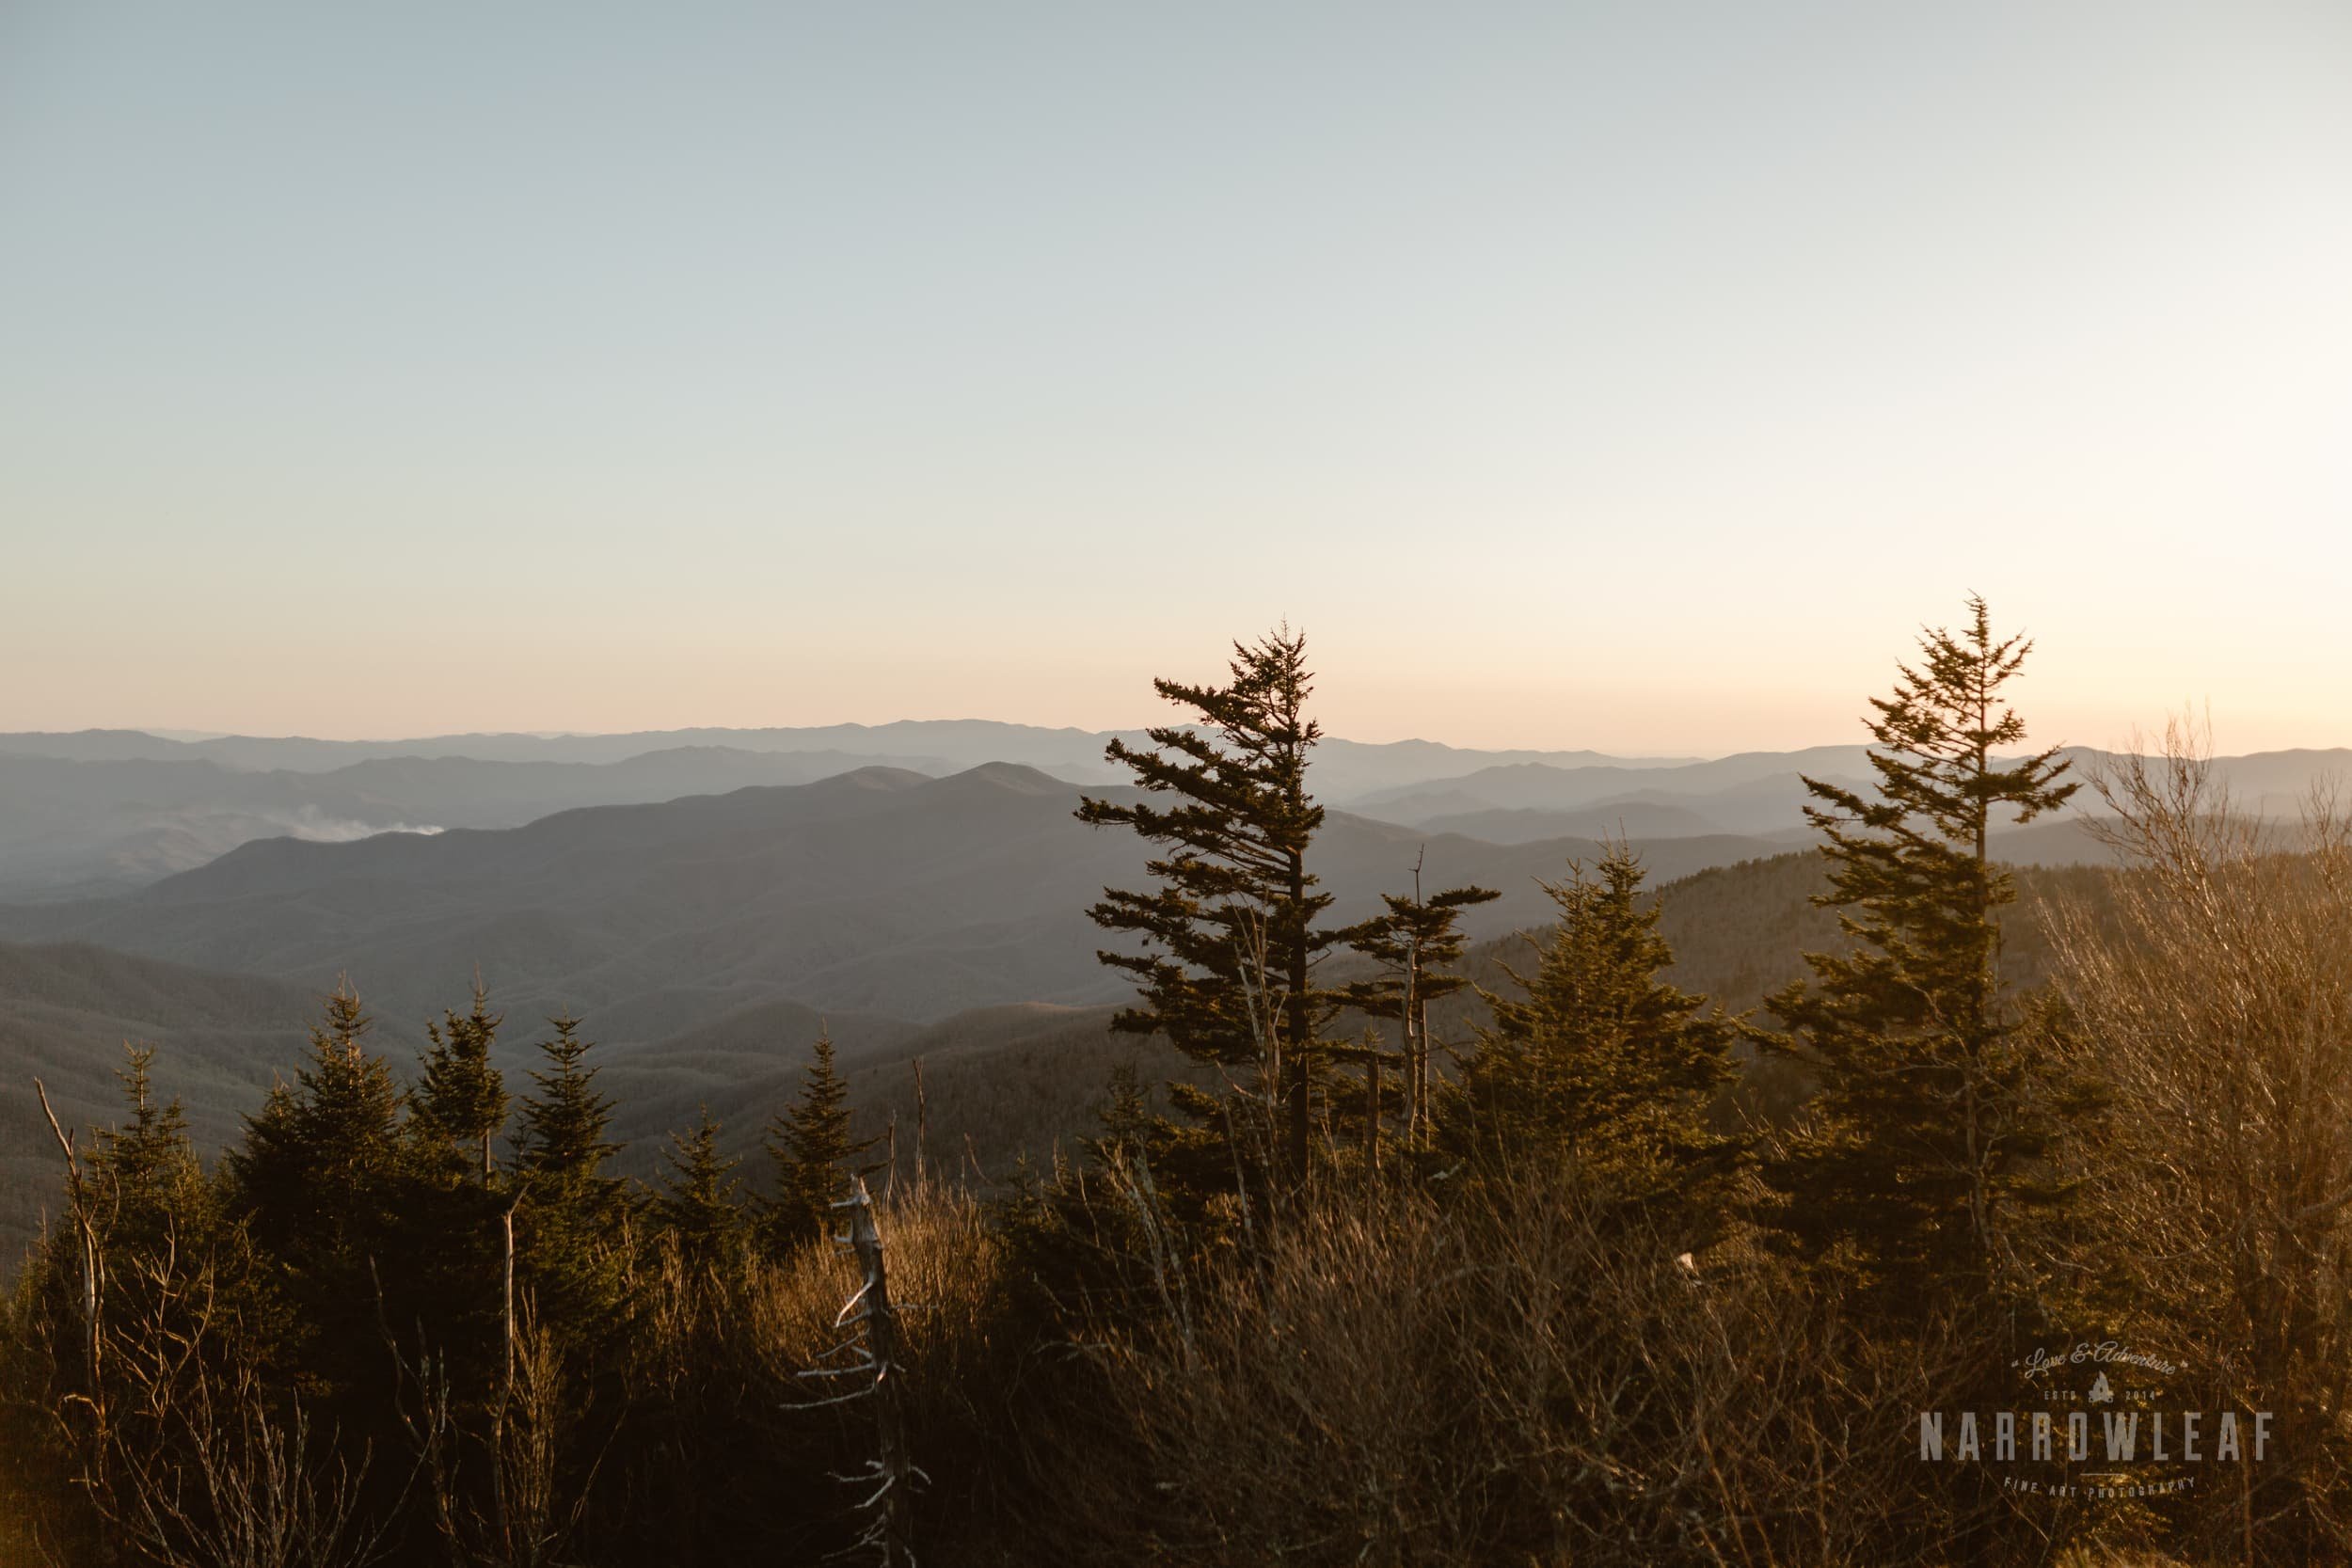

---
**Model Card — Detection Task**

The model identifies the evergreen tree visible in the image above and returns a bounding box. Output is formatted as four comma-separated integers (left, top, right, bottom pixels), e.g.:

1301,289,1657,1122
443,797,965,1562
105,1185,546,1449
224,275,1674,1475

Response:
228,979,410,1266
657,1109,745,1267
760,1033,857,1258
415,977,509,1180
88,1045,208,1254
1089,1061,1154,1161
516,1011,619,1186
512,1012,632,1351
1758,594,2077,1303
1443,845,1739,1220
82,1047,221,1389
992,1064,1183,1338
224,980,439,1411
1340,866,1500,1153
1077,626,1338,1196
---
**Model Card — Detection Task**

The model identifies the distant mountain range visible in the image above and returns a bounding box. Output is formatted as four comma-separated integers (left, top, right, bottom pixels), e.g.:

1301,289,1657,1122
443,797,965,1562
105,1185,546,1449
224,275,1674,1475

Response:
0,721,1692,791
0,762,1807,1038
1350,745,2352,840
0,746,947,898
0,723,1695,899
8,722,2346,902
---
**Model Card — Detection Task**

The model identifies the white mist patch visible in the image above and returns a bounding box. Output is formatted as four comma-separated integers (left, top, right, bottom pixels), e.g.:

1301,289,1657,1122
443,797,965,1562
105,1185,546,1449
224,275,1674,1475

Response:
266,808,446,843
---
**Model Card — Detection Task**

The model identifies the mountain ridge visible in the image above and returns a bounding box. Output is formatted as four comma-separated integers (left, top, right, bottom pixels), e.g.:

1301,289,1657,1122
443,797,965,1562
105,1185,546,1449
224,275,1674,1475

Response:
0,764,1800,1043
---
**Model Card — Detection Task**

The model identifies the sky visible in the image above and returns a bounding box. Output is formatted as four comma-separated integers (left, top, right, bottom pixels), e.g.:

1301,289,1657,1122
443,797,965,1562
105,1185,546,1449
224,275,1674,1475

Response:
3,3,2349,757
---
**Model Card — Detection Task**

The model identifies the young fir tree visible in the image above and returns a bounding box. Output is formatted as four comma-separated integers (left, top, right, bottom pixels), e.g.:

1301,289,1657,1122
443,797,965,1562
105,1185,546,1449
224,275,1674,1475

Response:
1758,594,2077,1304
89,1046,209,1253
226,980,437,1405
657,1109,745,1268
516,1012,620,1187
1077,626,1338,1196
513,1012,632,1343
1089,1061,1154,1161
1445,845,1739,1219
415,977,509,1180
1340,868,1501,1154
760,1033,857,1258
993,1063,1184,1337
229,980,410,1264
81,1047,219,1371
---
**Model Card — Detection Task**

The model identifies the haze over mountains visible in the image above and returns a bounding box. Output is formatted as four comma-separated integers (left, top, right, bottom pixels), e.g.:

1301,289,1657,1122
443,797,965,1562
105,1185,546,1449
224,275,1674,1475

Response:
0,721,1692,781
0,722,1695,900
8,721,2341,902
0,761,1800,1034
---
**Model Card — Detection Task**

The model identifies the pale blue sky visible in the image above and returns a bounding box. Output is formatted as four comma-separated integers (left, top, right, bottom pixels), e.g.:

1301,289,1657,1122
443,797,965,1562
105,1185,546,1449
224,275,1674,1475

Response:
4,3,2348,753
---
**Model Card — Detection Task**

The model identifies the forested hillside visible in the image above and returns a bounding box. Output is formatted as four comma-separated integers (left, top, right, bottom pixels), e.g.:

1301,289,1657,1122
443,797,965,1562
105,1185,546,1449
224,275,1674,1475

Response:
0,847,2130,1277
0,942,311,1260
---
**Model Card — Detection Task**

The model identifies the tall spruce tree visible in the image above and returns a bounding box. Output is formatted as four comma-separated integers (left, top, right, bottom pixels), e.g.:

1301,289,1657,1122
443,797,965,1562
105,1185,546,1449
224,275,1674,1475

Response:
1077,626,1337,1194
1445,845,1739,1220
1759,594,2077,1302
416,977,509,1180
760,1033,857,1258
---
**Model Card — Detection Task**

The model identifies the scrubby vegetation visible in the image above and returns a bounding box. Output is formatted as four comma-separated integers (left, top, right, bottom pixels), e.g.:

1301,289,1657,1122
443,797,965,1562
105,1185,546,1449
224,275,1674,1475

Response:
7,604,2346,1565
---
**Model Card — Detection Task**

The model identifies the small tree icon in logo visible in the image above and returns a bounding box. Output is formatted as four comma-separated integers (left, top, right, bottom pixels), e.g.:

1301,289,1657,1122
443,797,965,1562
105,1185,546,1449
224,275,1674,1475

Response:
2089,1372,2116,1404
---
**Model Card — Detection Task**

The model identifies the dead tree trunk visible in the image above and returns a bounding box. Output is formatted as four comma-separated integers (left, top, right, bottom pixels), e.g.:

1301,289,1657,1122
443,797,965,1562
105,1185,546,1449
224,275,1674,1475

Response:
36,1079,104,1472
797,1178,918,1565
492,1197,517,1548
847,1182,912,1565
1405,851,1426,1152
912,1057,929,1190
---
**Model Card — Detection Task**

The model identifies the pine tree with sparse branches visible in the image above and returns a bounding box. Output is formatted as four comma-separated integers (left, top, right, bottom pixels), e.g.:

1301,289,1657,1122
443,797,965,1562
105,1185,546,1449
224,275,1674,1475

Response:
1077,626,1339,1197
1340,865,1500,1153
1759,594,2079,1305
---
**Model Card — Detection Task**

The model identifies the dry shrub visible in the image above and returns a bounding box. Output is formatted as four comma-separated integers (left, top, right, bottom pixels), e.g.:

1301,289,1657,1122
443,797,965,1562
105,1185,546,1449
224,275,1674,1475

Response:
1083,1169,1989,1568
3,1232,394,1568
2049,721,2352,1558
